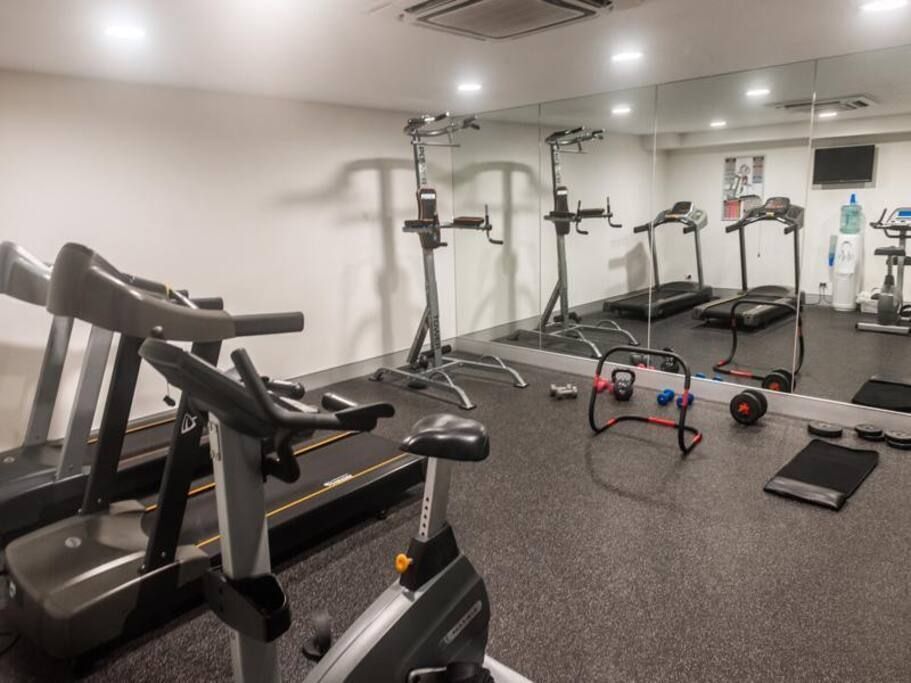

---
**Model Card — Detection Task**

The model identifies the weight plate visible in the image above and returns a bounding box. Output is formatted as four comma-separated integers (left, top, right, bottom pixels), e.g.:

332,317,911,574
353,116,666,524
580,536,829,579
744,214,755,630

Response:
884,430,911,446
885,436,911,451
807,422,843,438
730,393,762,425
855,424,885,442
744,389,768,416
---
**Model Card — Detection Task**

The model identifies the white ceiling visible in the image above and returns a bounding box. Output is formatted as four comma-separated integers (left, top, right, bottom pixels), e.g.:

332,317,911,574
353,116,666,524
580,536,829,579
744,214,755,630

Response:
2,0,911,115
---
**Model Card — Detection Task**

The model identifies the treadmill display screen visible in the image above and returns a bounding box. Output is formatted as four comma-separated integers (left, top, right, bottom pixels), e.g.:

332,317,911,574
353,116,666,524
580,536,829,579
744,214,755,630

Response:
669,201,692,217
763,197,790,213
896,209,911,219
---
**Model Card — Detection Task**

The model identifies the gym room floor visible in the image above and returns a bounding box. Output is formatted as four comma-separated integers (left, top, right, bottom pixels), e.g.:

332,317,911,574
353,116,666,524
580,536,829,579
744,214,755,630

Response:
2,360,908,682
500,299,911,408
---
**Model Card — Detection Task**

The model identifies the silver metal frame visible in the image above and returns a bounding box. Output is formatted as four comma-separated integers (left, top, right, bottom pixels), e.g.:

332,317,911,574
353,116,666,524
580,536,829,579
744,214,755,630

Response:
372,114,528,410
208,416,281,683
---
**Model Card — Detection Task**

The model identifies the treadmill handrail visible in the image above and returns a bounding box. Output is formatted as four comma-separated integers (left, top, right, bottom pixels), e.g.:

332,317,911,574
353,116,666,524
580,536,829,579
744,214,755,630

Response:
727,207,805,234
48,243,302,342
0,241,51,307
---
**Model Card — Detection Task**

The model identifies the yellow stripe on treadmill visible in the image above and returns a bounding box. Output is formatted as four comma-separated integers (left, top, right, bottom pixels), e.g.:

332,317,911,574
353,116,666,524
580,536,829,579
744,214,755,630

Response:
88,416,177,445
195,452,411,549
144,431,358,513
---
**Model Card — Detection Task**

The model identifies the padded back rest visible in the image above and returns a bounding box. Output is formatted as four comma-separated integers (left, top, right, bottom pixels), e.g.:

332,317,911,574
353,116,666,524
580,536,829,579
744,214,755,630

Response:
417,188,438,224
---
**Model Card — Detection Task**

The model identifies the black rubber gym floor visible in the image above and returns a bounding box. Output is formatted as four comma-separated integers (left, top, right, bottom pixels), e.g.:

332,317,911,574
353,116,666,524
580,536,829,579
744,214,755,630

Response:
2,359,910,681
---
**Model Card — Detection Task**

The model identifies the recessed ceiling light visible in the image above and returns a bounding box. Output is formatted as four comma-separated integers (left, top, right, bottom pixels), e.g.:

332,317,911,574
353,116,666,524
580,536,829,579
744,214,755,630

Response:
818,111,839,119
861,0,908,11
457,83,482,93
104,24,146,41
710,120,727,128
746,88,771,98
612,51,643,63
612,104,632,116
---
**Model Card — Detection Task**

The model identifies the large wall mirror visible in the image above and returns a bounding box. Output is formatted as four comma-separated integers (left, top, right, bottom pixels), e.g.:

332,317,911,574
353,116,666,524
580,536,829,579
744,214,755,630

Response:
451,104,543,350
451,44,911,423
799,44,911,411
531,87,657,361
647,61,816,391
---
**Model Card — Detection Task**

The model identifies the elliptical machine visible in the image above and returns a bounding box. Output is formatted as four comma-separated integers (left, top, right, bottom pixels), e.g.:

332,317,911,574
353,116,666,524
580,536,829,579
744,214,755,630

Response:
138,340,530,683
372,113,527,410
856,207,911,335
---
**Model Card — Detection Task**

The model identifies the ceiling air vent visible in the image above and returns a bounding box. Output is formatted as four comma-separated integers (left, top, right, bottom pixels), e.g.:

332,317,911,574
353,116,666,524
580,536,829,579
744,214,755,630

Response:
369,0,643,41
770,95,877,114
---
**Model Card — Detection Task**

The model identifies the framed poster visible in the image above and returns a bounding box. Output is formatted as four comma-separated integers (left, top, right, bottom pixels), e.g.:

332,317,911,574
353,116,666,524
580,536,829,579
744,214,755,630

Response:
723,155,764,221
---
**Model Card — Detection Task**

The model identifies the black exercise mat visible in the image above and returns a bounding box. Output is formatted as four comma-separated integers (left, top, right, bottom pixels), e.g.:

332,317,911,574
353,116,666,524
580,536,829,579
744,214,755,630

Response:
764,439,878,510
852,376,911,413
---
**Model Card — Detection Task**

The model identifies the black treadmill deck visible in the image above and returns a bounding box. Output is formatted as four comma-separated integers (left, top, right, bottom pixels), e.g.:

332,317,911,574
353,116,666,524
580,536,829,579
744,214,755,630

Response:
4,430,423,659
604,283,714,320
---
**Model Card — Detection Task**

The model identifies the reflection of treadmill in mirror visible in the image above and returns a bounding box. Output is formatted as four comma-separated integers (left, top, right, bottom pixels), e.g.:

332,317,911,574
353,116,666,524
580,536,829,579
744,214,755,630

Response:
693,196,803,329
604,201,714,319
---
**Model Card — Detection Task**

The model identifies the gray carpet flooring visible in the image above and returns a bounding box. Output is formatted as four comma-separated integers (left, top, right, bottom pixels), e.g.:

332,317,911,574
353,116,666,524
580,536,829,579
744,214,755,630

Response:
1,360,909,682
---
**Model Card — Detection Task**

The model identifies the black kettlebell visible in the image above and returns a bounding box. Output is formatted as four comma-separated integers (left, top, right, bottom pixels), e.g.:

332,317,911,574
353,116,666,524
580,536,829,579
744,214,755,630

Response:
761,369,793,393
659,347,680,374
611,368,636,402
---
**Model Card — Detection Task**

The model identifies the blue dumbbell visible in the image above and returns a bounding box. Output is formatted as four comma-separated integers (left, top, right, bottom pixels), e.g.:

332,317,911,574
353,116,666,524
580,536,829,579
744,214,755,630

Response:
676,393,695,408
713,375,724,382
695,372,707,380
657,389,675,406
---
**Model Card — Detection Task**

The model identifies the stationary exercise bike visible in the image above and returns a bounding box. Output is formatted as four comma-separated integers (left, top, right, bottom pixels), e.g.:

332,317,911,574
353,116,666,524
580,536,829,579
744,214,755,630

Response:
138,339,530,683
857,207,911,335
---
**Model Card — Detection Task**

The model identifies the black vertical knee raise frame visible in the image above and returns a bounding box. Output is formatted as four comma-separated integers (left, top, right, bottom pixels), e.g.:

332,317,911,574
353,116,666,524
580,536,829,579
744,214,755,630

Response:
371,114,527,410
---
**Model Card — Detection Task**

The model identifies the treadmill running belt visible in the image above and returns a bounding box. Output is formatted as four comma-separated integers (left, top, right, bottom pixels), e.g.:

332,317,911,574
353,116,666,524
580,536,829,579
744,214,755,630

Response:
142,430,422,559
763,439,878,510
852,377,911,413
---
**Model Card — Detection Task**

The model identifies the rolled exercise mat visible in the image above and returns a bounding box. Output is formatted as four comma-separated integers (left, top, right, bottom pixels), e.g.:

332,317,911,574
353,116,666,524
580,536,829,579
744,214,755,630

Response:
764,439,878,511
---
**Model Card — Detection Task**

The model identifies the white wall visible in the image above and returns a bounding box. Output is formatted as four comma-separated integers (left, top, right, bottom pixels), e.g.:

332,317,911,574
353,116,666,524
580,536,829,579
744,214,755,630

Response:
657,143,811,291
0,69,452,449
804,137,911,300
452,117,542,334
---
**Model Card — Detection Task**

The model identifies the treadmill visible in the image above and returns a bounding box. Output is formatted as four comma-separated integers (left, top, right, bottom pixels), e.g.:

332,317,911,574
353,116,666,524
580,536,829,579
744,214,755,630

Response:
604,201,714,319
4,244,424,659
692,196,803,328
0,242,193,543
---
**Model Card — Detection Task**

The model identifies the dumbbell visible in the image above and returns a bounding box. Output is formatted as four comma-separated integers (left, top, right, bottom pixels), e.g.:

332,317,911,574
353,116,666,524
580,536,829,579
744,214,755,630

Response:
550,384,578,400
761,369,793,393
676,393,694,408
657,389,675,406
730,388,768,425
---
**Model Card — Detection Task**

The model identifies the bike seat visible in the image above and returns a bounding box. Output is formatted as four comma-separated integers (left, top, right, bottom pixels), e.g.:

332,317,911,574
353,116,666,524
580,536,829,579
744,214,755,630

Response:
875,247,906,257
400,414,489,462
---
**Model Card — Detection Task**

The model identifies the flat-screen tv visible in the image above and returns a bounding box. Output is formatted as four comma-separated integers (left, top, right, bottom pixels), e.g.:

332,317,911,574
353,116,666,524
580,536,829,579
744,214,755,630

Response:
813,145,876,184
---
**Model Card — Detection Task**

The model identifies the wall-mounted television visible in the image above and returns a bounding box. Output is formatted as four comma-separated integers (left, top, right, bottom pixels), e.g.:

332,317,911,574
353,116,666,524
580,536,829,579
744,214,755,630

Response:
813,145,876,185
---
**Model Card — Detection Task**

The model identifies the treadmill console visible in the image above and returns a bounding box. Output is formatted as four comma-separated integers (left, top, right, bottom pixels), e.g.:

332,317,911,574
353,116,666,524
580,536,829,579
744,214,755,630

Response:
759,196,791,216
888,208,911,226
667,201,693,218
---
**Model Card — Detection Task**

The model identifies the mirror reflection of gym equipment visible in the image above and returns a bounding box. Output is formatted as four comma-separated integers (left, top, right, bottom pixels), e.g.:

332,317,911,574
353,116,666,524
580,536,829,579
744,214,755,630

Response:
511,126,638,357
604,201,713,320
856,207,911,335
693,197,804,329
